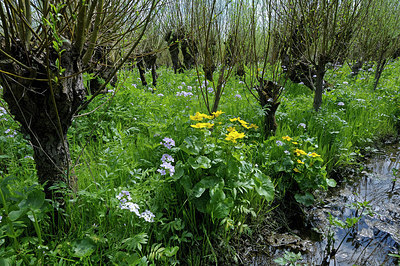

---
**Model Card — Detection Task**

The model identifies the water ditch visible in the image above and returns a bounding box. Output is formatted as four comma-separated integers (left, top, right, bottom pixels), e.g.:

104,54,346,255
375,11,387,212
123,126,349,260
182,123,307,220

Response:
250,145,400,265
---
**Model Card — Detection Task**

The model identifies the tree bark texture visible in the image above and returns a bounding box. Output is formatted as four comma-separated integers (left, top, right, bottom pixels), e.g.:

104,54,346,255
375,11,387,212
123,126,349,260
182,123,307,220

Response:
257,80,281,137
0,41,86,200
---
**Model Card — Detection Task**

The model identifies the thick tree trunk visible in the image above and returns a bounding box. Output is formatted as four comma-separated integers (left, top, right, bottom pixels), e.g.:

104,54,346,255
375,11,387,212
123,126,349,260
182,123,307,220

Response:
144,52,158,87
313,63,326,112
263,102,280,136
181,38,197,70
137,58,148,86
0,42,86,201
257,80,281,137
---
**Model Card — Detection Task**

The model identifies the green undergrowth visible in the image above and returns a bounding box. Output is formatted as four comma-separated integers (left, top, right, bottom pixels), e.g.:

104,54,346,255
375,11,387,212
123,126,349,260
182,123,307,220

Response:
0,60,399,264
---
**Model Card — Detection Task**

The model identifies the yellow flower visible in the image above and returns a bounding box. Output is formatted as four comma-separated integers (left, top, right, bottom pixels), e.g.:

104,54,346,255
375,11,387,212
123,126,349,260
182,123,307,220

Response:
309,152,321,157
238,119,250,129
293,168,301,173
249,124,259,129
225,130,245,143
292,142,298,145
229,117,239,122
190,112,214,121
227,126,236,132
190,123,214,129
294,148,307,156
282,136,293,141
211,110,224,118
297,159,304,164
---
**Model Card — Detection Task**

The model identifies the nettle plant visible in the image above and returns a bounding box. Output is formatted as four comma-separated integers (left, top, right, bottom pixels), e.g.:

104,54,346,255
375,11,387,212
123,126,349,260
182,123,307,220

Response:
264,134,336,206
165,111,274,221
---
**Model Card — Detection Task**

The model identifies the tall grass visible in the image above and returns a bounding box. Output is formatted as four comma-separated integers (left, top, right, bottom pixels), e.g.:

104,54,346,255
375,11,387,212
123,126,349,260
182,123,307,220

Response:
0,61,399,264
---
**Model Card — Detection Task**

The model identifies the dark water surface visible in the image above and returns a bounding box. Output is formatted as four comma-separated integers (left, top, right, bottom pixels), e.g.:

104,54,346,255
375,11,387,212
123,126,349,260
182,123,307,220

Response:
252,145,400,265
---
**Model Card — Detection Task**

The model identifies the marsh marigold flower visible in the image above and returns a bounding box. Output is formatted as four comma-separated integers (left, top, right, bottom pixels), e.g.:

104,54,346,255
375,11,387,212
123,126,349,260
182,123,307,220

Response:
190,112,213,121
297,159,305,164
211,110,224,118
309,152,321,157
191,122,214,129
227,126,236,132
282,136,292,141
225,129,245,143
294,148,307,156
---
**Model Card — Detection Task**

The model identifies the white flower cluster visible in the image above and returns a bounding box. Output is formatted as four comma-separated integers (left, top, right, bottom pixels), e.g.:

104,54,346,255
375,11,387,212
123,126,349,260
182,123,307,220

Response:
116,191,155,222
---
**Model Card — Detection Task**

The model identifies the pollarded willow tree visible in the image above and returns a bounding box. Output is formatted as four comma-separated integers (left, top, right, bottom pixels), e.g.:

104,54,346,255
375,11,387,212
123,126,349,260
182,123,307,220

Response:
189,0,249,114
350,0,400,90
0,0,158,201
242,0,289,137
280,0,372,111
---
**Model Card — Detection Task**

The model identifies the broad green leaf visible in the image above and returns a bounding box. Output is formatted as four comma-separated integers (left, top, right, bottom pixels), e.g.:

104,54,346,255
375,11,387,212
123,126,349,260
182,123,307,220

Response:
27,189,45,210
180,136,201,155
191,176,220,198
253,171,275,201
327,178,337,187
164,246,179,257
294,192,315,206
188,156,211,169
71,238,96,258
8,210,26,221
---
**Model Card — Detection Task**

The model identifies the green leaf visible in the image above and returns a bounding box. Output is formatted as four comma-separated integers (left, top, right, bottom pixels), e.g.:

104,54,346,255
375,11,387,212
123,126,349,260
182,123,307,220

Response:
327,178,337,187
208,187,233,219
164,246,179,257
294,192,315,206
328,213,346,228
27,189,45,210
122,233,148,252
8,210,26,221
191,176,220,198
253,171,275,201
71,238,96,258
180,136,201,155
188,156,211,169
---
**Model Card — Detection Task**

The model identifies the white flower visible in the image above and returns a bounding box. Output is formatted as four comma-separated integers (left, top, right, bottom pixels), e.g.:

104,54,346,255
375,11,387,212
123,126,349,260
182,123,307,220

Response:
121,202,141,216
140,210,155,222
343,81,348,85
298,123,306,129
276,140,284,146
337,102,345,106
284,150,290,155
0,107,6,116
0,215,2,223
